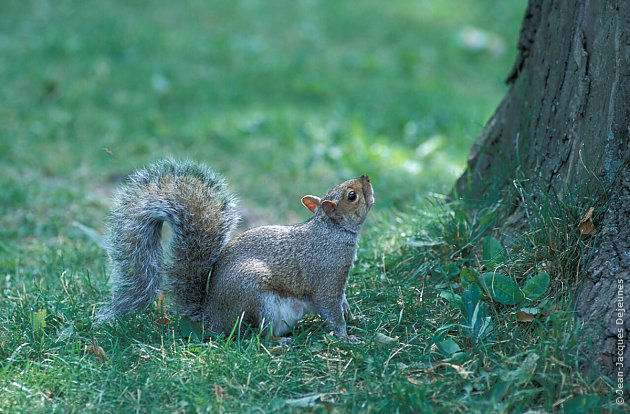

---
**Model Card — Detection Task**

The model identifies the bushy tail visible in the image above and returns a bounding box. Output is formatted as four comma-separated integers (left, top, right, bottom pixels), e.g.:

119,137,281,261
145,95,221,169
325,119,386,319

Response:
95,159,239,323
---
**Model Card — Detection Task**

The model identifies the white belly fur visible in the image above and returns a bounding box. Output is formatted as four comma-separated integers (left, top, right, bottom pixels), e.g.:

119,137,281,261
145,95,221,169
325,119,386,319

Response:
262,292,313,336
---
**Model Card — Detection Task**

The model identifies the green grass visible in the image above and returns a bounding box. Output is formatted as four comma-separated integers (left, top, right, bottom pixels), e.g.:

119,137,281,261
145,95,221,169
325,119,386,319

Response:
1,0,523,217
2,0,620,412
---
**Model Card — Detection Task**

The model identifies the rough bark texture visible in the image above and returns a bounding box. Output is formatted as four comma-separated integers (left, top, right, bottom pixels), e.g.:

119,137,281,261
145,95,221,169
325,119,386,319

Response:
456,0,630,379
577,166,630,380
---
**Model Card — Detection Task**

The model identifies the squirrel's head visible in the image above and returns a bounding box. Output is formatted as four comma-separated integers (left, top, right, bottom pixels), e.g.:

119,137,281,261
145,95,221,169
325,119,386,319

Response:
301,175,375,229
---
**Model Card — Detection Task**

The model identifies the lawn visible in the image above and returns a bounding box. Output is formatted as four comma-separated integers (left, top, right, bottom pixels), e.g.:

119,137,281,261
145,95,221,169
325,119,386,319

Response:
0,0,618,412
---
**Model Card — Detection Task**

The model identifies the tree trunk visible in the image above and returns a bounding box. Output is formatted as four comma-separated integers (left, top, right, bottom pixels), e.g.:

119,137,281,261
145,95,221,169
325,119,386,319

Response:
456,0,630,380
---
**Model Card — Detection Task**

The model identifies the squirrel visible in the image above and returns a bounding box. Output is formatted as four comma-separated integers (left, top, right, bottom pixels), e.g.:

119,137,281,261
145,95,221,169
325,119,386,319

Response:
96,159,374,343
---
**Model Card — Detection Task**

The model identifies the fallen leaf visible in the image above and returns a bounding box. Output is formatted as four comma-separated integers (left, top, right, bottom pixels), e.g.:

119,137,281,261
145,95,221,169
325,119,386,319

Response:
520,307,541,315
427,362,472,379
374,332,398,347
282,394,327,408
541,304,561,318
213,384,227,402
86,345,108,362
155,316,171,325
578,207,596,235
407,376,420,385
31,308,47,332
516,310,535,322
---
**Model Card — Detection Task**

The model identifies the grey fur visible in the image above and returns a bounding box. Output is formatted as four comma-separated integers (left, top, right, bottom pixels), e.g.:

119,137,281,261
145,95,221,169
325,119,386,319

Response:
95,159,239,322
96,160,374,342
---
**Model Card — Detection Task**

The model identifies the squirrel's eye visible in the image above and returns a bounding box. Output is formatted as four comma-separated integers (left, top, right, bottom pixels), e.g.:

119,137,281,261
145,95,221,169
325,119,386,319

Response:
347,191,357,201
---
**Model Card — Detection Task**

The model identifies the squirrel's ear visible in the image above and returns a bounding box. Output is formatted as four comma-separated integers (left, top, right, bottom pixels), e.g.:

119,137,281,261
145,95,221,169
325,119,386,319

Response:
321,200,339,220
301,195,321,213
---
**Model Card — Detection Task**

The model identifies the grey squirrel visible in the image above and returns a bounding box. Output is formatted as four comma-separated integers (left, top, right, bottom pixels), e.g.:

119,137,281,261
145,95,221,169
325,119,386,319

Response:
96,159,374,342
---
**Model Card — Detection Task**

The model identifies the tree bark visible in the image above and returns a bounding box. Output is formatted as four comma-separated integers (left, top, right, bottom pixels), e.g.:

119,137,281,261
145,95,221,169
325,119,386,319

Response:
577,166,630,380
456,0,630,379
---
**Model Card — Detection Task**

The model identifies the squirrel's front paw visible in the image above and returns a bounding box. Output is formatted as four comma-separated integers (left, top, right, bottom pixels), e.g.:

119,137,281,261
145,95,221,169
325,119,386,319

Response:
339,334,362,344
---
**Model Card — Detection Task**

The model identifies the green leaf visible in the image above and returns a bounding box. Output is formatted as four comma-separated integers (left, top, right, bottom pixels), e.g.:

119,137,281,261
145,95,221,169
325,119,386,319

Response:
481,272,524,305
431,262,460,277
31,308,47,332
503,353,539,385
460,267,480,286
470,309,494,344
447,262,460,277
55,325,75,343
460,284,494,344
522,272,550,301
482,236,505,269
434,338,461,357
431,265,446,277
439,291,462,310
444,351,470,364
461,283,481,317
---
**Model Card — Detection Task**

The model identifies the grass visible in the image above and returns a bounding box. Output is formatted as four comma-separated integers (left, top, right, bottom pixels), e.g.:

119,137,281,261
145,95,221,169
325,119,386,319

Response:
1,0,522,217
1,0,621,412
393,190,612,412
